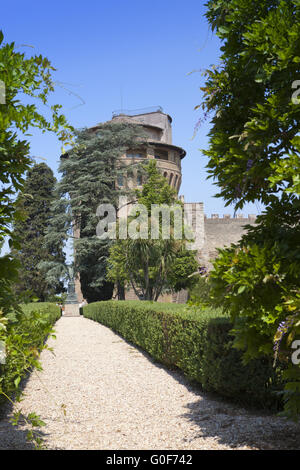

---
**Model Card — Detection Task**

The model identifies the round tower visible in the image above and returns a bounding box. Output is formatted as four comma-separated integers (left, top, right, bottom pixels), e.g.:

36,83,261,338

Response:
109,106,186,193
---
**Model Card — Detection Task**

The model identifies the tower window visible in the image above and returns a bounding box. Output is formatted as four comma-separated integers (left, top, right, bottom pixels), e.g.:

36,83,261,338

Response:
117,174,124,187
127,152,143,158
154,150,168,160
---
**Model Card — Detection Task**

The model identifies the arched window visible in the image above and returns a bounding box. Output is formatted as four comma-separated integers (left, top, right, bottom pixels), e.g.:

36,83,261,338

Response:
169,173,173,186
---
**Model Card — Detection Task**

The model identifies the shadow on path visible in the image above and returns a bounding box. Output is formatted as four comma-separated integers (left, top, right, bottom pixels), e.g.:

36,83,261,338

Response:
0,400,43,450
2,317,300,450
180,397,300,450
106,323,300,450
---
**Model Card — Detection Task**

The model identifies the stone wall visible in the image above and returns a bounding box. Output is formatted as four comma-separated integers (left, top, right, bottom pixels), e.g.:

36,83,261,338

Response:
199,213,257,267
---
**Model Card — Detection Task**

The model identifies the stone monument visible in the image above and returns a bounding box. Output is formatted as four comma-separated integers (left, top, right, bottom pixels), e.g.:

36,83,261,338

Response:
63,265,80,317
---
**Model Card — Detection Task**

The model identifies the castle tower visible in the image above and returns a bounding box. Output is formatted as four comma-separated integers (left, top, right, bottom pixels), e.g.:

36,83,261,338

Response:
108,106,185,193
65,107,187,303
61,107,257,305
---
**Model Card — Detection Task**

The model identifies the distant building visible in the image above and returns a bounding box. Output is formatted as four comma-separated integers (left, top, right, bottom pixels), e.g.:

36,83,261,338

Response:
107,106,185,193
67,107,256,303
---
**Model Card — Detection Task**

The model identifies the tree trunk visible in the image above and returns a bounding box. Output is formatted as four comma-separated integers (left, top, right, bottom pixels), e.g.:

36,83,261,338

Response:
117,281,125,300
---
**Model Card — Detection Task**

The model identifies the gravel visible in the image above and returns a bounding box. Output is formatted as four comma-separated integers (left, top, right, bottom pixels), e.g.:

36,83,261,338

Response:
0,316,300,450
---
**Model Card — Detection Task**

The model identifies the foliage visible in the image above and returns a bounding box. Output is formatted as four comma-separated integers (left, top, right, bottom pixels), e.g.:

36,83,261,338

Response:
0,253,22,316
0,303,61,399
201,0,300,209
107,161,199,300
0,303,61,447
201,0,300,418
188,275,212,307
0,30,73,315
0,30,71,446
11,163,65,301
166,248,199,292
208,200,300,418
83,300,283,410
43,123,146,303
0,30,73,247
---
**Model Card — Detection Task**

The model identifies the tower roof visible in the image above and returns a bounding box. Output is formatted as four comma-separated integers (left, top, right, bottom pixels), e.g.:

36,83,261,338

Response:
112,106,172,122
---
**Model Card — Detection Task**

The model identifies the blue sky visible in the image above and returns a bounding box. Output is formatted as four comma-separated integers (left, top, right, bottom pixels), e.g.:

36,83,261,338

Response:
2,0,261,217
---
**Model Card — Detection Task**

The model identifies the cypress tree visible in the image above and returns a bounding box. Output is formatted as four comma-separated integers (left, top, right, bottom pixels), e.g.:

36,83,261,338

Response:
12,163,65,301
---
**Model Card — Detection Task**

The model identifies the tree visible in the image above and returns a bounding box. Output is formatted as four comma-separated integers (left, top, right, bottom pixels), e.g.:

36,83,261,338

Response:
201,0,300,418
0,31,73,313
0,31,72,427
11,163,65,301
201,0,300,209
107,160,198,301
43,122,147,303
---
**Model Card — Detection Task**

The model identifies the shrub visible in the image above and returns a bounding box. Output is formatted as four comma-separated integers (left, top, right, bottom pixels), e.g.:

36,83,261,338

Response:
0,302,61,405
188,276,212,307
83,300,284,410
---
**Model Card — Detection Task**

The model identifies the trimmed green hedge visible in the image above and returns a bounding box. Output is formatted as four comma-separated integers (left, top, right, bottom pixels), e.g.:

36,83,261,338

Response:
20,302,62,320
0,302,61,404
83,300,283,410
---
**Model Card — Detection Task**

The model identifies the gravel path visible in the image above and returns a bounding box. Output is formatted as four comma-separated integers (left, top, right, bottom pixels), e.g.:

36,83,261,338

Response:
1,316,300,450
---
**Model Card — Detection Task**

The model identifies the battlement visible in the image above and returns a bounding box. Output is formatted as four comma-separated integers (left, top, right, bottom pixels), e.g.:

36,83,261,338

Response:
112,106,164,118
205,214,257,221
200,212,257,269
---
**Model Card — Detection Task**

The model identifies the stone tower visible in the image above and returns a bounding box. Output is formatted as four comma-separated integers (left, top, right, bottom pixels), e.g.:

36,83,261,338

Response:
70,107,187,302
109,106,185,193
64,106,255,304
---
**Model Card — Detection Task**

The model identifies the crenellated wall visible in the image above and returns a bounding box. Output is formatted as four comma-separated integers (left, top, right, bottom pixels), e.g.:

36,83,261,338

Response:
200,213,257,267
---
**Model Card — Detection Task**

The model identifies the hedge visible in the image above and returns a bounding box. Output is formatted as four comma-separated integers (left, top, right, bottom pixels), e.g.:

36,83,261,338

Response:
20,302,62,320
83,300,284,410
0,302,61,405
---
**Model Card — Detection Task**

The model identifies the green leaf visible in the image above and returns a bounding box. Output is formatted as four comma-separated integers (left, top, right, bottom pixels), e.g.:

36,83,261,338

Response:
14,376,21,388
237,286,246,294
